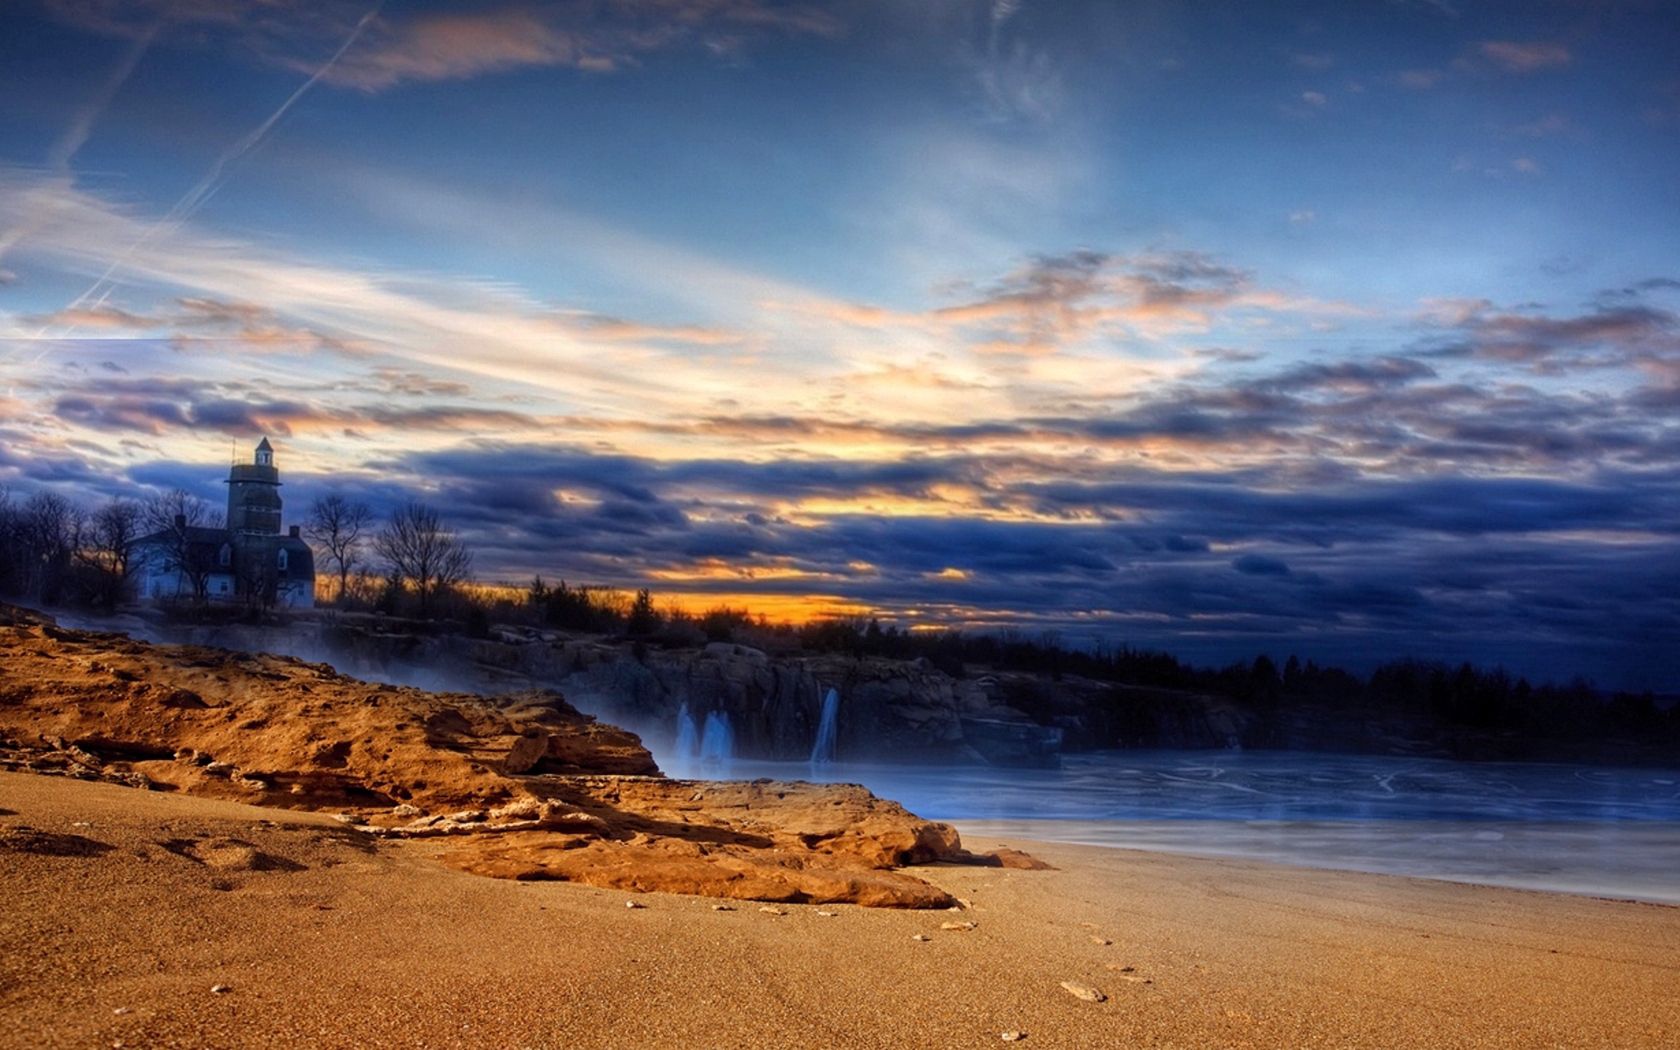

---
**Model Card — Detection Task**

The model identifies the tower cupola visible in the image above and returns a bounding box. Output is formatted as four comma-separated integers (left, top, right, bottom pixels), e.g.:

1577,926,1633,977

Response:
226,437,283,536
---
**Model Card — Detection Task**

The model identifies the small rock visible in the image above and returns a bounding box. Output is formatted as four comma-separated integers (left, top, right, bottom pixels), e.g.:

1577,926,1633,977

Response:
1060,981,1106,1003
911,933,930,942
758,906,786,916
625,900,645,909
162,688,206,709
111,1007,130,1016
71,821,91,828
502,731,549,775
711,904,734,911
1090,936,1111,945
940,921,977,931
391,803,422,819
1000,1032,1025,1043
815,910,837,917
210,984,232,995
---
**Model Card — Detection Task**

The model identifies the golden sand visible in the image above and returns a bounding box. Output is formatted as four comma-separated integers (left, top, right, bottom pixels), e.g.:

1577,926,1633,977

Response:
4,770,1677,1049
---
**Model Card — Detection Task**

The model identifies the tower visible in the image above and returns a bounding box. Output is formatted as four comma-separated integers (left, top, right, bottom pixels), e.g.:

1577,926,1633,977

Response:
225,437,283,536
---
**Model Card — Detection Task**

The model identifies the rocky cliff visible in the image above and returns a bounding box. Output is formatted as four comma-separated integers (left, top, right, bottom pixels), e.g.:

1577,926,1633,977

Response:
0,605,1040,907
116,615,1265,763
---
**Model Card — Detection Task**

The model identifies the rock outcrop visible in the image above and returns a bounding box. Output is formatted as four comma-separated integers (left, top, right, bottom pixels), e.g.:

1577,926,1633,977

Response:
0,606,998,906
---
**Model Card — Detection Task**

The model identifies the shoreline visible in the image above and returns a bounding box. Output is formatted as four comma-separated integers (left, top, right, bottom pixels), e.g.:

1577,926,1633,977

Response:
5,771,1678,1048
950,816,1680,909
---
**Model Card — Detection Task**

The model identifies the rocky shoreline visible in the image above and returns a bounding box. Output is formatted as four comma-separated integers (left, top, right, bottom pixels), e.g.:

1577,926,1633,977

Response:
0,604,1038,907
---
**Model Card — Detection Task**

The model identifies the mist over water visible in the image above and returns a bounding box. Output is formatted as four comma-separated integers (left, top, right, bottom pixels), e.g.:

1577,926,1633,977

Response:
733,751,1680,905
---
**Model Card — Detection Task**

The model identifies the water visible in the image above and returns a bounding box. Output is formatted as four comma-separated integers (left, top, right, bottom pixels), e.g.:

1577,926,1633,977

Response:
809,687,840,768
697,710,735,779
730,750,1680,905
670,703,700,778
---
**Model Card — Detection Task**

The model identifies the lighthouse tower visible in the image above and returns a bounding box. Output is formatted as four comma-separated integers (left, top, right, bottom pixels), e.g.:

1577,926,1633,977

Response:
226,437,283,536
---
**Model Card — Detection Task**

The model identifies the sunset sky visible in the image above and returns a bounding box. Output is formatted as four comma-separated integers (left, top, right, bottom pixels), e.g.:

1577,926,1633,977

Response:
2,0,1677,686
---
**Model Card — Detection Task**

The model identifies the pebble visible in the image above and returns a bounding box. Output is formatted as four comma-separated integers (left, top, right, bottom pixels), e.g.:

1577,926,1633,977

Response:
758,906,786,916
711,904,735,911
1000,1032,1025,1043
911,934,931,942
210,984,232,995
111,1007,130,1016
1090,936,1112,945
940,921,977,931
625,900,645,909
815,910,838,917
1060,981,1106,1003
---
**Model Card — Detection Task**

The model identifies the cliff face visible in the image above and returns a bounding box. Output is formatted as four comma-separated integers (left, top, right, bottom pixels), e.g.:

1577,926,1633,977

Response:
136,617,1261,762
87,612,1676,767
0,606,1009,907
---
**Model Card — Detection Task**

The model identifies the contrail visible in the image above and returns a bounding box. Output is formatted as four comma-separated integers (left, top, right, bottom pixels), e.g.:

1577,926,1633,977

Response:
50,22,161,170
0,22,159,268
53,1,385,328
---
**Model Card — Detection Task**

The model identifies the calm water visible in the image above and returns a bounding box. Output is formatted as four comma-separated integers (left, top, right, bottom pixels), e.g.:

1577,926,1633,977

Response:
723,751,1680,904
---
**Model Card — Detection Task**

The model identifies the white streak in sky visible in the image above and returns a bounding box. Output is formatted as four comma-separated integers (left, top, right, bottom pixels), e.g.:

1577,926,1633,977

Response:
47,1,386,341
0,22,159,268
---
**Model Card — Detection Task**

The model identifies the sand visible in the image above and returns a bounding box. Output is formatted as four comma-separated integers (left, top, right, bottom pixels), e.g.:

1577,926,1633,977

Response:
3,771,1677,1049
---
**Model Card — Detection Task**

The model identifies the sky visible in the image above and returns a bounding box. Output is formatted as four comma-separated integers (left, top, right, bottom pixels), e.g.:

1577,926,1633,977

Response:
1,0,1677,688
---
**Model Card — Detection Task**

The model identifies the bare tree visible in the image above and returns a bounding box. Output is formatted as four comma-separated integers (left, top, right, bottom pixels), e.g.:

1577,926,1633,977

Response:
19,491,83,603
80,498,143,608
305,494,373,604
142,489,220,605
373,501,471,616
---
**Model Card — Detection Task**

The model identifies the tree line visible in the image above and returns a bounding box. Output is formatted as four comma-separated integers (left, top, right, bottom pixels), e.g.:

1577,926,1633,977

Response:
0,485,471,618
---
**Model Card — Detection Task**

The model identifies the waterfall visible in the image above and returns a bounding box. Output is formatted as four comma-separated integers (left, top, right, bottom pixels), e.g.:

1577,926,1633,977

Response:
698,710,735,778
809,687,840,767
672,702,700,778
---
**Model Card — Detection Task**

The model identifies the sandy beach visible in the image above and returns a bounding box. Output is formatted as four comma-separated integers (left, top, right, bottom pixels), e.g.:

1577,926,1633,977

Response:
4,770,1677,1049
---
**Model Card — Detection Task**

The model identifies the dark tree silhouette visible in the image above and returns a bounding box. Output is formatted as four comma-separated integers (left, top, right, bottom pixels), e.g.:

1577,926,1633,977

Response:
305,494,373,603
373,501,471,615
80,498,142,608
17,491,82,603
626,587,661,635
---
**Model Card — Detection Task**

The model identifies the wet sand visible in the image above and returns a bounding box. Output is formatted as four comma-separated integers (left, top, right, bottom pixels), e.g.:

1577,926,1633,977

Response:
3,770,1677,1049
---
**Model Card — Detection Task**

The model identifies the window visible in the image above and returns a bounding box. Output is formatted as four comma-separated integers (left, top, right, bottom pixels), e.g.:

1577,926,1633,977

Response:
219,543,232,567
277,548,289,571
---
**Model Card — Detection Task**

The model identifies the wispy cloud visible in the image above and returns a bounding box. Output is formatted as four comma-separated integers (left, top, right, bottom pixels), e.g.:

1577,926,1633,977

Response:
44,0,844,92
1478,40,1572,75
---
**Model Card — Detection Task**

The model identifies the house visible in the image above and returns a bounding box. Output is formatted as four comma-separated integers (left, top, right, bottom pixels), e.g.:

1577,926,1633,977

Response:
134,438,316,608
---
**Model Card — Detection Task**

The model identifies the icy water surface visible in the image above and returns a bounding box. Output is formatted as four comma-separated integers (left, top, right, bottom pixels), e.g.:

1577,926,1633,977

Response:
729,751,1680,904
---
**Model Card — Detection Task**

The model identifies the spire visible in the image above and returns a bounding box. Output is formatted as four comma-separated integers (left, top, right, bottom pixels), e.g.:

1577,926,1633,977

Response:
254,436,274,467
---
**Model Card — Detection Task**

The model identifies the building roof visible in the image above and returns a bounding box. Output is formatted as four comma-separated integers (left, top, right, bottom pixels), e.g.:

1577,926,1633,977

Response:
135,525,232,548
256,437,273,451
